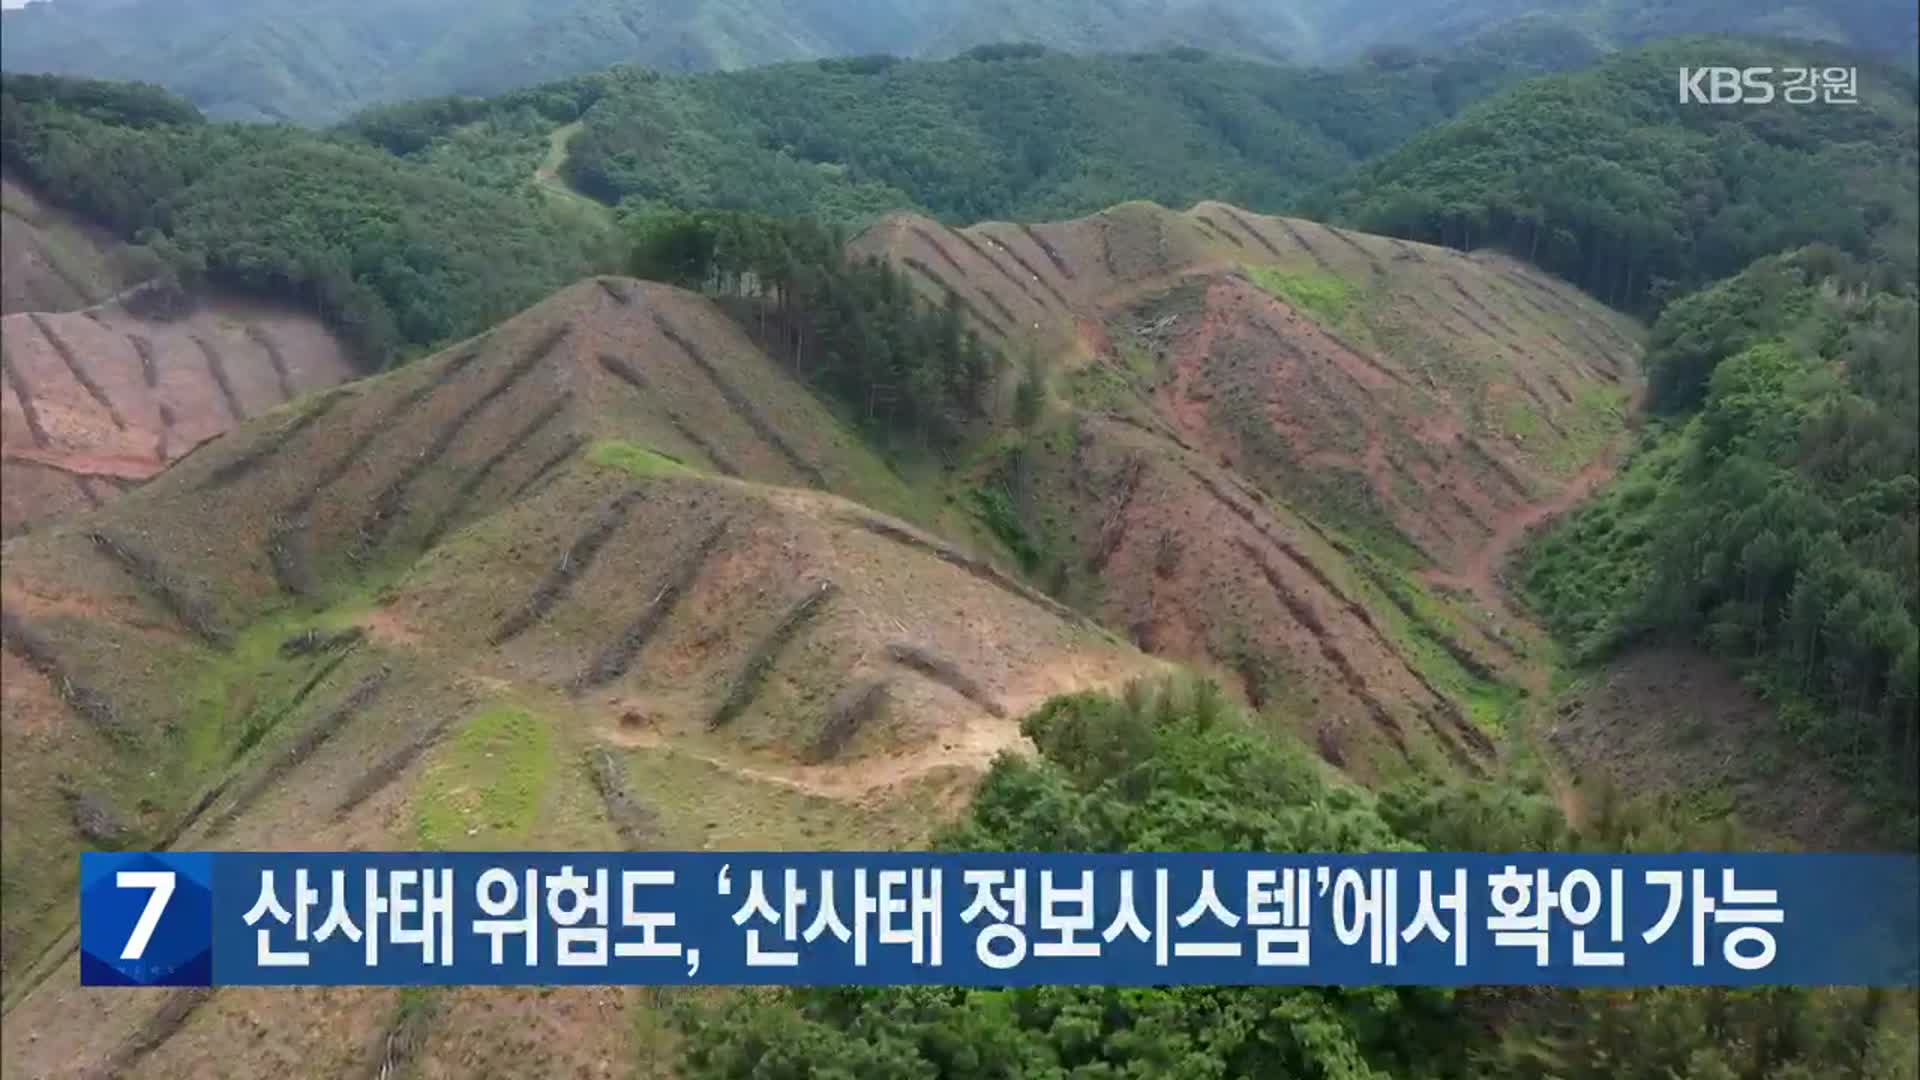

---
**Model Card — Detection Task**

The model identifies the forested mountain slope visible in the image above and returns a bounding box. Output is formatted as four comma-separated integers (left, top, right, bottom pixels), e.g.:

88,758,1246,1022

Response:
352,33,1599,225
1316,37,1920,313
1522,247,1919,806
3,0,1914,123
1294,38,1920,825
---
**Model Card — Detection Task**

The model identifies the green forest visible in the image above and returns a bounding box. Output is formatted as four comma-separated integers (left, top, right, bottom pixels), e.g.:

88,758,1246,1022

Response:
553,37,1591,224
676,680,1917,1078
347,28,1597,227
1522,247,1919,803
1316,38,1919,312
628,210,998,445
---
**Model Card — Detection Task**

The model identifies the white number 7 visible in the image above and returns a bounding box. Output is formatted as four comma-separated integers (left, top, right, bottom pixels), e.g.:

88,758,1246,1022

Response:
117,870,176,961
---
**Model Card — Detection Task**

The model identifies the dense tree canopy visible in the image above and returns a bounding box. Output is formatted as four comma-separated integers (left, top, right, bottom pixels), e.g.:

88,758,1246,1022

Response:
629,211,996,446
677,680,1915,1079
1316,38,1919,313
1524,248,1919,793
321,32,1604,227
555,39,1598,225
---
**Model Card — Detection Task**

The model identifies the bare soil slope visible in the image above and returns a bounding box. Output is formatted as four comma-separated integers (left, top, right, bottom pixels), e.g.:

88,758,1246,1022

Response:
1545,647,1883,851
0,171,146,317
1,296,356,536
3,172,359,536
0,277,1156,1078
856,202,1643,775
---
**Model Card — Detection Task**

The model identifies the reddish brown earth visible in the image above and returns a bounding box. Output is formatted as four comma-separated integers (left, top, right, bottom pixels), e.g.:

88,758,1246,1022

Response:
4,171,358,537
856,200,1644,773
872,204,1865,850
1038,414,1504,775
2,296,355,536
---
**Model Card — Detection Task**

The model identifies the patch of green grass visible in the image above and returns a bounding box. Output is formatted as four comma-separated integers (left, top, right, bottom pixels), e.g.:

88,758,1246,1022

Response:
1463,679,1526,733
1113,336,1161,382
1245,266,1356,324
416,706,554,850
537,120,616,228
371,986,441,1080
1209,393,1414,561
1499,395,1545,442
969,485,1044,574
1218,623,1291,712
1540,381,1631,475
172,585,386,784
1671,781,1739,825
1332,538,1523,737
588,439,697,479
1065,363,1140,413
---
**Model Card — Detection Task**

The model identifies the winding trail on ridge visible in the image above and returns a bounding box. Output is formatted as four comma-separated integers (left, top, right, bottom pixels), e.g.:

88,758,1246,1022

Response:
534,121,613,226
1414,430,1632,830
1420,431,1630,702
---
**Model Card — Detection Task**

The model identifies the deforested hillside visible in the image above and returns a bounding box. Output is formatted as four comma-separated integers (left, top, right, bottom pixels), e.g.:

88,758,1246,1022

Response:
0,170,148,315
0,276,1157,1074
845,201,1641,774
1,293,355,536
2,166,358,537
0,229,1639,1067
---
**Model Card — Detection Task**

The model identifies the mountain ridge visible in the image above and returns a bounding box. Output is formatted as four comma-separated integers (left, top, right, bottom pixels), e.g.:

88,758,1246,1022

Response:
5,0,1914,124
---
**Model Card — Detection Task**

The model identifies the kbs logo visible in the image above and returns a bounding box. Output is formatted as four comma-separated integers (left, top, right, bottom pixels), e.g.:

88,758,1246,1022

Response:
1680,67,1859,105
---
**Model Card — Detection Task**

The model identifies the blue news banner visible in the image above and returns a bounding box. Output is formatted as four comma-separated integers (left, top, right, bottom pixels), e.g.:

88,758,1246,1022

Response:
80,852,1917,988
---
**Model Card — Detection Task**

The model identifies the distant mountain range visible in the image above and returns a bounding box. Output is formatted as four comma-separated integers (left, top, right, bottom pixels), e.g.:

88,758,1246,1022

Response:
3,0,1915,123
